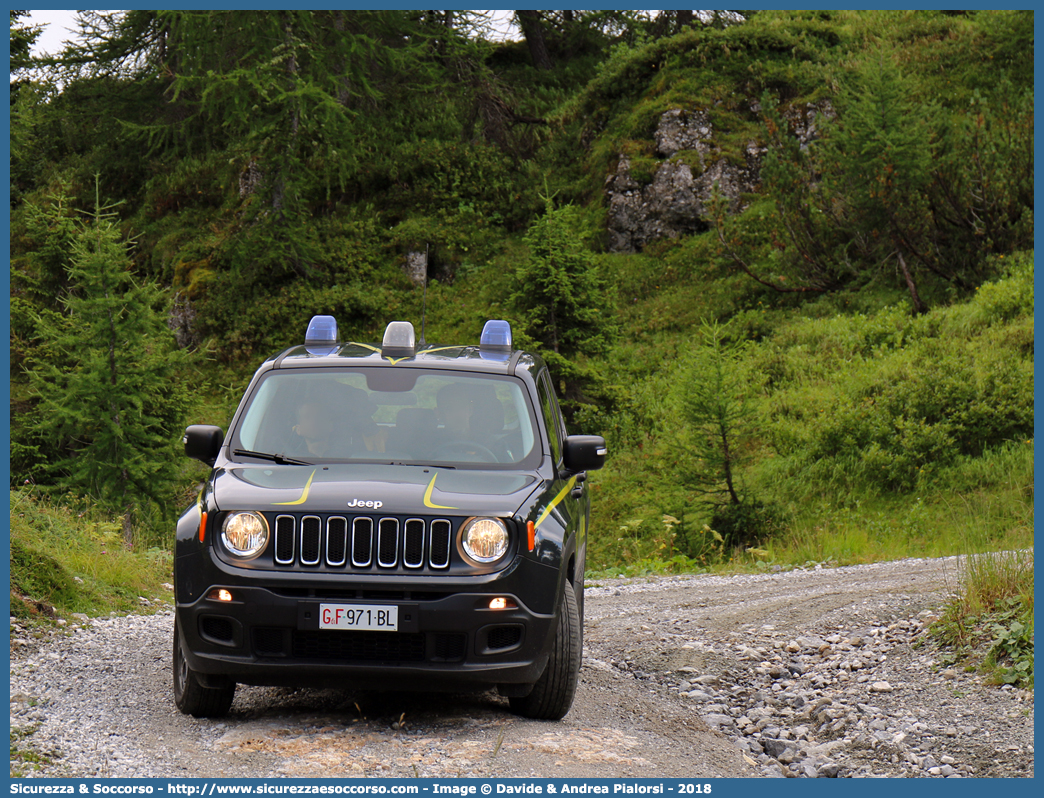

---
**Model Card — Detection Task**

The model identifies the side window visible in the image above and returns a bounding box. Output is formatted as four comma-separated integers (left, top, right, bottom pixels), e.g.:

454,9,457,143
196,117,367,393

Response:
549,379,568,440
536,371,565,465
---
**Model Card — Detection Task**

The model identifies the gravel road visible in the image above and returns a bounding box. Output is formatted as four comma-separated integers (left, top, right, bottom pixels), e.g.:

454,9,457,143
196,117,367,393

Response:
10,555,1034,779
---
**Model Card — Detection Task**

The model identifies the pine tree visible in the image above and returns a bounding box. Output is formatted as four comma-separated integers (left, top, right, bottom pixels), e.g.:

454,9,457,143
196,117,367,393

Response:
50,11,441,278
742,50,1030,312
678,321,753,509
26,180,192,547
677,321,781,550
9,10,42,76
507,192,617,422
823,54,937,313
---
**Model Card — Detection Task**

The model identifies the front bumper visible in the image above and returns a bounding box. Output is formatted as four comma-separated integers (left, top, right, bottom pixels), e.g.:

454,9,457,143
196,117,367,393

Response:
175,554,560,690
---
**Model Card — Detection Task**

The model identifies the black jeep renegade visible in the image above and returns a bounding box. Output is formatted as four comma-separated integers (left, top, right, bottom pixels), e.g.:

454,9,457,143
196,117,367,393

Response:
174,317,605,720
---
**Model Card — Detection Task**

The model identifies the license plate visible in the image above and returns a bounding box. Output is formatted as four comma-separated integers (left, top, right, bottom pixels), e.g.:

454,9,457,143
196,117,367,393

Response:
319,603,398,632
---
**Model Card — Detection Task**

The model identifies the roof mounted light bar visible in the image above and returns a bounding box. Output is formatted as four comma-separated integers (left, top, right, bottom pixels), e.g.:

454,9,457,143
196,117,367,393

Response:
480,320,512,353
305,315,338,344
382,321,416,358
304,315,338,356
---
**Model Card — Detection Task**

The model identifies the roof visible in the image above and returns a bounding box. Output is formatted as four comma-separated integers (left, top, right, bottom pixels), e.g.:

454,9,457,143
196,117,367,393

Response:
265,343,543,377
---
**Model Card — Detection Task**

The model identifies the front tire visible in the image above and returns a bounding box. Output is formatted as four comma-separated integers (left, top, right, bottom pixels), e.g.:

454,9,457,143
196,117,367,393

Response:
173,618,235,718
510,581,581,720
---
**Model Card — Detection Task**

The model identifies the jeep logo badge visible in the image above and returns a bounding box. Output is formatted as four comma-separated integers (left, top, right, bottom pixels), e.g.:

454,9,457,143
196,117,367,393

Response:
347,499,383,509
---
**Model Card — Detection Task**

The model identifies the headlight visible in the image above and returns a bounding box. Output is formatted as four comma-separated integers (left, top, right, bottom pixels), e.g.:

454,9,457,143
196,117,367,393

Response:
460,517,510,564
221,512,269,559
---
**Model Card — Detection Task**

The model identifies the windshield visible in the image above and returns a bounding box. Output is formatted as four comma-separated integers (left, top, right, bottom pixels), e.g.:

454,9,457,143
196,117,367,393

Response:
231,368,540,468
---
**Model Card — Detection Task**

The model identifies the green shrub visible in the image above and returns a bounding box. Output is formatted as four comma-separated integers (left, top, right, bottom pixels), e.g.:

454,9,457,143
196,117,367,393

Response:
704,497,789,551
985,604,1034,687
762,287,1033,495
676,523,725,564
966,252,1034,326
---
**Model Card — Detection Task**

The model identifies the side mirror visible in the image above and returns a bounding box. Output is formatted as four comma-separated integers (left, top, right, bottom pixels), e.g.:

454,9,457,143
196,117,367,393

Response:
184,425,224,466
562,435,607,473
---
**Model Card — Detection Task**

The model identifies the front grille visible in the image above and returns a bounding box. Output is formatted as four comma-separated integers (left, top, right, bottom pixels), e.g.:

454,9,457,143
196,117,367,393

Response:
432,633,467,661
300,516,322,565
326,517,348,566
261,514,456,572
403,519,424,568
268,587,453,602
253,627,287,656
352,517,373,567
274,515,295,564
377,518,398,567
293,630,426,662
429,520,451,569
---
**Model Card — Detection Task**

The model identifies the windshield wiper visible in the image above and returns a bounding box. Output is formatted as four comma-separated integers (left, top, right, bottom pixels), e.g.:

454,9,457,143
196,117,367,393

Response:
232,449,312,466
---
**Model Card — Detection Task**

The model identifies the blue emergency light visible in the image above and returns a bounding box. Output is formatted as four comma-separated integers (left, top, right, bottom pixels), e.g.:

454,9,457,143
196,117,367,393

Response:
304,315,338,356
480,320,512,352
305,315,338,344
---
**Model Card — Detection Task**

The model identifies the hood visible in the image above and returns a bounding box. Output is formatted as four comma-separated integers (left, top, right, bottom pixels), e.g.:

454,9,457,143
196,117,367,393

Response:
211,463,541,518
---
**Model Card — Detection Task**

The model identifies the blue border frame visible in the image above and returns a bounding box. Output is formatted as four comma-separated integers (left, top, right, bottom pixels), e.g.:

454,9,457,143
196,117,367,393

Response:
4,4,1037,793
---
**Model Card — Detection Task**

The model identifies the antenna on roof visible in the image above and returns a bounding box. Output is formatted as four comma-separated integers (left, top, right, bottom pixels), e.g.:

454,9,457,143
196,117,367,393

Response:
419,243,429,345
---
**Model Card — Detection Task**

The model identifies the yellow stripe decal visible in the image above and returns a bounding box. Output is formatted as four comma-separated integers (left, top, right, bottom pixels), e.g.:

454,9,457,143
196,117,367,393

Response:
423,472,459,510
348,343,459,364
534,476,577,530
273,469,316,506
382,346,460,363
348,342,381,353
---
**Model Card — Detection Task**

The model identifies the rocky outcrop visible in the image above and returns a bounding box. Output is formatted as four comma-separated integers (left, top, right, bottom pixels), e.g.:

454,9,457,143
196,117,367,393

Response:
605,157,704,253
781,100,835,150
167,292,198,349
403,250,428,286
605,102,833,253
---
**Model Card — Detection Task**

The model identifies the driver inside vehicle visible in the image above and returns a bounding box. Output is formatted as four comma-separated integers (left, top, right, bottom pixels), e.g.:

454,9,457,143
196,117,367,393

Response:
291,398,338,457
432,383,497,462
435,382,473,440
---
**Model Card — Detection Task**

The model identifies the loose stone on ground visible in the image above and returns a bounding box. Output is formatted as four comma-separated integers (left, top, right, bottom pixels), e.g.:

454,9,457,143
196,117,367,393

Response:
10,556,1035,778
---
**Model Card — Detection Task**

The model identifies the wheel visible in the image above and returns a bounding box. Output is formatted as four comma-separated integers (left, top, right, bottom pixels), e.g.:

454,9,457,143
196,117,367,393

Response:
433,441,499,463
173,617,235,718
510,581,581,720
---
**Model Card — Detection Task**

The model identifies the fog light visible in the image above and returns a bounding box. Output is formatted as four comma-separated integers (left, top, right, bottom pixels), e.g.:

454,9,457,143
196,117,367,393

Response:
488,597,516,610
207,588,234,602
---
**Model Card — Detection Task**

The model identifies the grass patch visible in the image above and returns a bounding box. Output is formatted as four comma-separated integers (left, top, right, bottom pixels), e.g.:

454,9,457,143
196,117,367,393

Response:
932,550,1034,687
10,724,53,777
9,488,174,623
589,439,1033,577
